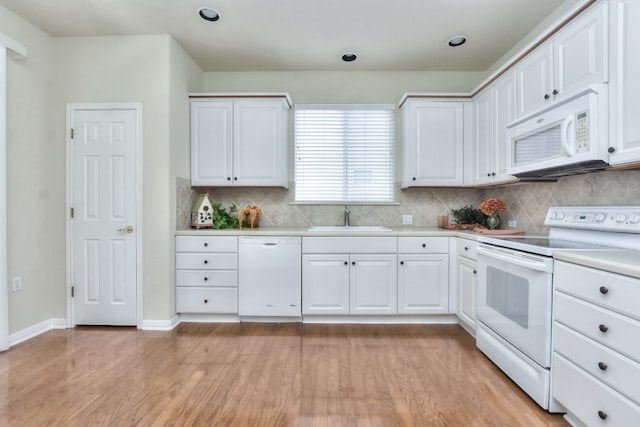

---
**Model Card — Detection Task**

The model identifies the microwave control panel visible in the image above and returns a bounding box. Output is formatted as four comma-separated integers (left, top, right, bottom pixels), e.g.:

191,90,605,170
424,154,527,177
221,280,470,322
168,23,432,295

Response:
574,110,590,153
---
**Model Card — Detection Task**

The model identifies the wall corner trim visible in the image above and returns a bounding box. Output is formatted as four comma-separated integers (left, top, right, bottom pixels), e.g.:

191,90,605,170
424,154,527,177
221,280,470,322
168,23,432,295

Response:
0,32,27,59
9,318,66,347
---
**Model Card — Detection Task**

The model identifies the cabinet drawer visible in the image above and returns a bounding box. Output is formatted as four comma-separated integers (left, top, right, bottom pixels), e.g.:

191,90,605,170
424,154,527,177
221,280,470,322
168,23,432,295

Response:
457,239,478,259
555,261,640,320
553,353,640,426
176,287,238,313
176,253,237,270
176,236,237,253
554,323,640,403
302,237,397,254
555,293,640,362
398,237,448,253
176,270,237,287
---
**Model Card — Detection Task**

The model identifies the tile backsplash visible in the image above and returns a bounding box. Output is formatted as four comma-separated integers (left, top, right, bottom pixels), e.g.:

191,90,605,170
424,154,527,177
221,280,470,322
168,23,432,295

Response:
177,169,640,234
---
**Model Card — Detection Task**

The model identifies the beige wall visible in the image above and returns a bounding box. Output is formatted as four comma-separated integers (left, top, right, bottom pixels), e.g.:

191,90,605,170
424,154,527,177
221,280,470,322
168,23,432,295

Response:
2,6,63,333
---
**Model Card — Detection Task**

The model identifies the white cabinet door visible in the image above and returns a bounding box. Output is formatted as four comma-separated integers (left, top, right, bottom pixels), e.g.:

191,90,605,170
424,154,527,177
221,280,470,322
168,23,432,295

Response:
190,101,233,186
398,254,449,314
492,71,518,181
302,254,350,315
402,101,466,187
515,44,554,117
457,256,477,330
609,0,640,166
190,97,289,187
553,2,607,98
472,90,494,185
233,100,288,187
350,254,397,315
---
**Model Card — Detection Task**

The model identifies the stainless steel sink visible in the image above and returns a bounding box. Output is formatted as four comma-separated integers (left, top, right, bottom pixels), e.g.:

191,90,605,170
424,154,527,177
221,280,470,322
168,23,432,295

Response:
308,225,391,232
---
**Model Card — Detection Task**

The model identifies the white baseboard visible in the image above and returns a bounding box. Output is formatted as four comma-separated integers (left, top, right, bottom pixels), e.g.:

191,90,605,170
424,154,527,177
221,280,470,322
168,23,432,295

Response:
10,318,66,347
140,315,181,331
302,314,459,324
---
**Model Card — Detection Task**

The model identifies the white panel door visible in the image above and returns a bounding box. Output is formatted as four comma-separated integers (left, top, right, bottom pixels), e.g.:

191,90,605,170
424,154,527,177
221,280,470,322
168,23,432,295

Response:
398,254,449,314
302,254,350,315
350,254,397,315
71,108,138,325
516,44,554,117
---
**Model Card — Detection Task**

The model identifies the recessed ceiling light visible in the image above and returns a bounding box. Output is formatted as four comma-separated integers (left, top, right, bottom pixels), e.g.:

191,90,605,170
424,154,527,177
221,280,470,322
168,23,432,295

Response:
341,52,357,62
198,7,220,22
447,36,467,47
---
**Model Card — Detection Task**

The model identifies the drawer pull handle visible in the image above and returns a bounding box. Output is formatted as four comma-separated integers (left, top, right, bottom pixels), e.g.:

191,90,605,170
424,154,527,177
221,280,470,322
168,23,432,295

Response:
599,286,609,294
598,411,607,420
599,324,608,333
203,299,208,304
204,242,208,247
204,277,208,281
598,362,608,371
422,243,426,248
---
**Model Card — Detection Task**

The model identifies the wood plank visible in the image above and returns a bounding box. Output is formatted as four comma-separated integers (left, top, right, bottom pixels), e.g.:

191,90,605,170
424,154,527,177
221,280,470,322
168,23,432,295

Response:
0,324,568,426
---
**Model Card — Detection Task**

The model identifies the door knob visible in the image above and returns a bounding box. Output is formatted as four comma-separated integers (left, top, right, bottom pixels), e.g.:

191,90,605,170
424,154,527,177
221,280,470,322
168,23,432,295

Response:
117,225,134,233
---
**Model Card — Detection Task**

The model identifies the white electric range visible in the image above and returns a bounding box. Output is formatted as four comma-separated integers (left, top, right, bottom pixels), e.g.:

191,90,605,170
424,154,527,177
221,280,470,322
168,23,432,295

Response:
475,205,640,412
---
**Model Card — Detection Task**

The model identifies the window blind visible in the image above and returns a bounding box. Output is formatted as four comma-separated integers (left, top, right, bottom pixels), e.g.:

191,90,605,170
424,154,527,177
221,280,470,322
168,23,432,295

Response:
295,105,395,203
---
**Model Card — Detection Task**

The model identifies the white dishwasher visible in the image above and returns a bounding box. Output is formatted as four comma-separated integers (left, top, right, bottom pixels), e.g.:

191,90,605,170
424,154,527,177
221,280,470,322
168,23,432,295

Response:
238,236,302,318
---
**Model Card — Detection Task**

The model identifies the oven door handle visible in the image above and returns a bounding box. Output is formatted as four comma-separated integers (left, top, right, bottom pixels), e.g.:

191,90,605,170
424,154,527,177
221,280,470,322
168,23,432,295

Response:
477,245,550,272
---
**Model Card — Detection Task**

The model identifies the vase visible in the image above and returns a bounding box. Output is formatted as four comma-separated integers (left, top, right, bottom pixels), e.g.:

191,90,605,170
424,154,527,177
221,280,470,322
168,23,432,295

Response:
486,214,500,230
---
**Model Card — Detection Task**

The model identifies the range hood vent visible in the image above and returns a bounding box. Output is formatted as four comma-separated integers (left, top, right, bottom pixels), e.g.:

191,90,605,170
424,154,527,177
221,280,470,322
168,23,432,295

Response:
514,160,609,180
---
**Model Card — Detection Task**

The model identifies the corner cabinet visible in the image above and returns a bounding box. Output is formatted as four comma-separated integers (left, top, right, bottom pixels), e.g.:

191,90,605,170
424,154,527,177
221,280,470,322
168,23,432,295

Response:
400,98,470,187
608,0,640,167
190,93,291,187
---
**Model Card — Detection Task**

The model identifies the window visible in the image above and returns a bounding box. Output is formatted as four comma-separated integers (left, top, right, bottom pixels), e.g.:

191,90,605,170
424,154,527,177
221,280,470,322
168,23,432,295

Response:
295,105,395,203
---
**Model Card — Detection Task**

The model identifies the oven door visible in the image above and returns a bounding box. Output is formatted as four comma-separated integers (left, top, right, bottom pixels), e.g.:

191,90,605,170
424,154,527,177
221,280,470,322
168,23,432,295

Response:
477,244,554,368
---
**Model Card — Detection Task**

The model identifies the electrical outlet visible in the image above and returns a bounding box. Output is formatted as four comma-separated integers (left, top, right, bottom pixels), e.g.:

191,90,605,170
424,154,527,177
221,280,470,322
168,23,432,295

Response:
402,215,413,225
12,276,22,292
507,219,517,228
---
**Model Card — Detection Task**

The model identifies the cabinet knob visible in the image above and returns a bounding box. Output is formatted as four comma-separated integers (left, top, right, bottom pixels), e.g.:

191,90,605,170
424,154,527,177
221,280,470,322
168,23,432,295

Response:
344,261,348,265
203,299,208,304
608,146,616,154
464,246,469,251
204,277,208,281
204,242,208,247
544,94,550,100
400,261,404,265
491,172,496,176
422,243,426,248
552,89,558,95
487,173,491,177
204,260,208,264
598,361,608,371
234,177,238,181
599,324,608,333
599,286,609,295
598,411,608,420
352,261,356,265
227,177,231,181
412,177,416,181
473,269,477,274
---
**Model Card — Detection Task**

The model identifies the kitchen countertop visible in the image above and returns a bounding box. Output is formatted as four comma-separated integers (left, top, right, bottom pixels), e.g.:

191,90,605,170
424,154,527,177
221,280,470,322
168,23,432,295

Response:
554,250,640,279
176,226,483,239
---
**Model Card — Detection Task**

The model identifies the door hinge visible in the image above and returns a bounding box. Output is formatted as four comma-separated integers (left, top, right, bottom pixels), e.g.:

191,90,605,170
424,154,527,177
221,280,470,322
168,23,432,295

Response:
70,128,74,139
71,286,75,298
70,207,74,218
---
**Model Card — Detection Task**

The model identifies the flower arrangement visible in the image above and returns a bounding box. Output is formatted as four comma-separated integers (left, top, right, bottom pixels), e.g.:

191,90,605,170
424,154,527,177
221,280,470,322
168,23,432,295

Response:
479,198,506,216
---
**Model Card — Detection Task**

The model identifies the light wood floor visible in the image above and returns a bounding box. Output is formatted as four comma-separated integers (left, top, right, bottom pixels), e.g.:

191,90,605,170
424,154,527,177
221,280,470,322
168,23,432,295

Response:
0,323,569,426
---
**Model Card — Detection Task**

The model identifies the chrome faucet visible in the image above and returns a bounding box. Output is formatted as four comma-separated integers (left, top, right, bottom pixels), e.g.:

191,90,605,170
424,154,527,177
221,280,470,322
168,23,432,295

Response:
344,205,351,226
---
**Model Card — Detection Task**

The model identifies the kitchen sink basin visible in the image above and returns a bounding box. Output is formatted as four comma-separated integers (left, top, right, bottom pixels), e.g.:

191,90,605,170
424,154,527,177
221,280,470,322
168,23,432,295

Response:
308,225,391,232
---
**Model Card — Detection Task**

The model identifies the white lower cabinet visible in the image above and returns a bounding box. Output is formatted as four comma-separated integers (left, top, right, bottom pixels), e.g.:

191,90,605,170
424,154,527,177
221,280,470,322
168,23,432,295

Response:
175,236,238,314
552,261,640,425
302,237,398,316
456,239,478,332
397,237,449,314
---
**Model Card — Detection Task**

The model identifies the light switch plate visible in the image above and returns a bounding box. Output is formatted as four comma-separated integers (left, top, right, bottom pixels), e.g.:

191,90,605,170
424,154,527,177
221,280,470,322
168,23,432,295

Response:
507,219,517,228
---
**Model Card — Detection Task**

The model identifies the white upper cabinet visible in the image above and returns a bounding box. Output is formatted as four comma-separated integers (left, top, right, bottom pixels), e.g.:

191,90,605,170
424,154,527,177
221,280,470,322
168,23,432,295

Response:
471,71,518,186
608,0,640,166
190,94,291,187
515,1,607,118
401,100,469,187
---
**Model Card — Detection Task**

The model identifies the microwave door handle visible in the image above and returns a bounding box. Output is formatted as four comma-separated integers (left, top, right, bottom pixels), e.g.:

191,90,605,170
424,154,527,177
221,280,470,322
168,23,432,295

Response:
561,114,575,157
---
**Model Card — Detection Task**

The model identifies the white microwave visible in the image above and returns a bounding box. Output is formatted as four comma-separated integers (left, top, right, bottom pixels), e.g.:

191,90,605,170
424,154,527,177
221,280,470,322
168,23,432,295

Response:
506,86,609,179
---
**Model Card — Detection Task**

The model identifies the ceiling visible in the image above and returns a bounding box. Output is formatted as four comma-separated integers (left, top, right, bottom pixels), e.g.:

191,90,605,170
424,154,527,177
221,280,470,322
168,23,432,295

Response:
0,0,573,72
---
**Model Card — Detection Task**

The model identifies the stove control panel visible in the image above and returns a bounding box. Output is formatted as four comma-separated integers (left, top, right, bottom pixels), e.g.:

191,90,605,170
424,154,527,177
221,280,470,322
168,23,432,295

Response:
545,206,640,232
